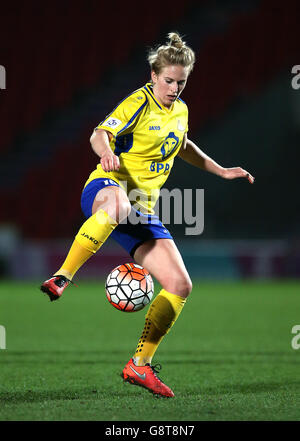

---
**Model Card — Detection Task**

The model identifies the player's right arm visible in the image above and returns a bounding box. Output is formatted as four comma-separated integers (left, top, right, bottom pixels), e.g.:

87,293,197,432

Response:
90,129,120,172
93,90,148,172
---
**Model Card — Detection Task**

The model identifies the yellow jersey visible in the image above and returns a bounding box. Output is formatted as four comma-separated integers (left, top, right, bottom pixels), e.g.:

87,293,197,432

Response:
84,83,188,214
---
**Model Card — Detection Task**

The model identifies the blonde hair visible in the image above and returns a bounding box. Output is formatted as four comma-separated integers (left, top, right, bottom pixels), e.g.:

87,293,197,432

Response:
148,32,195,75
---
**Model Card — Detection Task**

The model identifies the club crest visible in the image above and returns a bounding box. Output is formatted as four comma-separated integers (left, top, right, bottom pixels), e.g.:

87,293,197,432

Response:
161,132,179,160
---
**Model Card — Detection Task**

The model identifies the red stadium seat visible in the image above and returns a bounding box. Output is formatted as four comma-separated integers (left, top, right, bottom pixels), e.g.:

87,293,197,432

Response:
1,0,299,238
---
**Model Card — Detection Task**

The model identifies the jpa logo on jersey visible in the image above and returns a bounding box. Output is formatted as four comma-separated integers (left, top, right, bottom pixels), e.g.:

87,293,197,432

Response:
103,117,122,128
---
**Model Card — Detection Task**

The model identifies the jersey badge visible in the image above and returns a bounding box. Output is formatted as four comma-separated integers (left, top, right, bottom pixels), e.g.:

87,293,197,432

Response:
102,117,122,129
177,120,186,131
161,132,179,159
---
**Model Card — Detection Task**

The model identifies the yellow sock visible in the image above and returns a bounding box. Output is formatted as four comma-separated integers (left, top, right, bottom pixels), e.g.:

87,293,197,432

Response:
133,289,186,366
54,209,117,280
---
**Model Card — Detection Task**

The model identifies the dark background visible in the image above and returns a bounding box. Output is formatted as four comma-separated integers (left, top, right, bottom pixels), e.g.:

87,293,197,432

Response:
0,0,299,279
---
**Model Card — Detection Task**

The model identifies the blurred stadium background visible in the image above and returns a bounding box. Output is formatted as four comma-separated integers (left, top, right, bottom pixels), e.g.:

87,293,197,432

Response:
0,0,299,282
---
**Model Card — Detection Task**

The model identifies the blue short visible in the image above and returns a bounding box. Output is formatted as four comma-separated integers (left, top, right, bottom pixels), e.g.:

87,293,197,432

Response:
81,178,173,257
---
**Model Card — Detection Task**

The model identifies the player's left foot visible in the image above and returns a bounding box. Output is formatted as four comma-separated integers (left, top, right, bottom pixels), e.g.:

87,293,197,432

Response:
122,358,174,398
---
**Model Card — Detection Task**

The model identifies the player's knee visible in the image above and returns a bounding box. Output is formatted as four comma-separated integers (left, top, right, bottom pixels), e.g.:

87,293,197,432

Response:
178,278,193,298
116,200,131,223
98,199,131,224
186,279,193,296
163,275,192,298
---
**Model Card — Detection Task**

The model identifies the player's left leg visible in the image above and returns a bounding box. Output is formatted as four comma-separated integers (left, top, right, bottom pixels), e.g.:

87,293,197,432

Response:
134,238,192,298
133,238,192,363
122,238,192,397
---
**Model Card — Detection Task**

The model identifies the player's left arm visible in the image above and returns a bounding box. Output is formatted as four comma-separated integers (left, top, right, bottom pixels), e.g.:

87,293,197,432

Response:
178,135,255,184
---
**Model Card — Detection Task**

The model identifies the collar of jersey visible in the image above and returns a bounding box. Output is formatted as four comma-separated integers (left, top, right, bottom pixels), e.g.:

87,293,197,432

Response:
143,83,174,113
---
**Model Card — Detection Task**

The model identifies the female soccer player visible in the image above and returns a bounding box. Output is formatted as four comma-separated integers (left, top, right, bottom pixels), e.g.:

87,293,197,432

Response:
41,33,254,398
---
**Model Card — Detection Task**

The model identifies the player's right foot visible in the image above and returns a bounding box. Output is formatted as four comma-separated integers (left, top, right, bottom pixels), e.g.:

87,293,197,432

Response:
40,275,71,301
122,358,174,398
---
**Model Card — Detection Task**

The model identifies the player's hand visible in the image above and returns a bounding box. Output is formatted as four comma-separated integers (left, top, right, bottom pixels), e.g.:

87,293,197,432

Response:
101,151,120,172
222,167,255,184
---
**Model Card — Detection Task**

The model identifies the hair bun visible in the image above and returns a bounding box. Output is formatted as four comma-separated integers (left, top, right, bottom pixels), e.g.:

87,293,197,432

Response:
168,32,184,49
148,32,195,75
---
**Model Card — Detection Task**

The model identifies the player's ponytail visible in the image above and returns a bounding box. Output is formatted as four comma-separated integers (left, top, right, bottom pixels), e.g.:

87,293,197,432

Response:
148,32,195,75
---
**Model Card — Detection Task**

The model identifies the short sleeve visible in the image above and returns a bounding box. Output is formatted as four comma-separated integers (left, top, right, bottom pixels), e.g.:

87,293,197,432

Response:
96,90,148,137
185,120,189,134
184,105,189,134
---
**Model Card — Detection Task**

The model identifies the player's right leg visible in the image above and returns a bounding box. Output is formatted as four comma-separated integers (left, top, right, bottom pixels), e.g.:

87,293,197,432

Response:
40,181,131,301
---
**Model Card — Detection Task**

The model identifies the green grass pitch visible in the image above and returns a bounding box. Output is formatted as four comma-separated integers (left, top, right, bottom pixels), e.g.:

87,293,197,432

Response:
0,279,300,421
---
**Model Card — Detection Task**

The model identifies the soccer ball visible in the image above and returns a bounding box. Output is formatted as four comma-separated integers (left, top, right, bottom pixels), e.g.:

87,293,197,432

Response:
105,263,154,312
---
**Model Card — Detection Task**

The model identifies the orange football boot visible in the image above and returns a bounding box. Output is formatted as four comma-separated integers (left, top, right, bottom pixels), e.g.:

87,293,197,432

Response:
122,358,174,398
